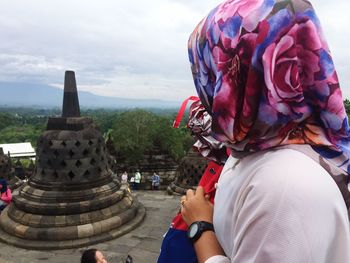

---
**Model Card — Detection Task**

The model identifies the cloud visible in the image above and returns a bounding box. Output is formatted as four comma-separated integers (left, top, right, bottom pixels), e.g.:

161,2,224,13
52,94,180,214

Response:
0,54,66,82
313,0,350,97
0,0,349,101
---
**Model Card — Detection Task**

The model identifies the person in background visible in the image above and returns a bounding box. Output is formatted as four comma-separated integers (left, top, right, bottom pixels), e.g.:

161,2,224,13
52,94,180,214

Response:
180,0,350,262
0,179,12,211
81,248,107,263
121,171,128,184
134,170,141,190
81,248,134,263
129,176,135,190
151,172,160,190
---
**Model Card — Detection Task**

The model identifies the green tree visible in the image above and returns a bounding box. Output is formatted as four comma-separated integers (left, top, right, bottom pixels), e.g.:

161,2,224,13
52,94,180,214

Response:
82,109,121,134
0,124,44,146
111,110,193,163
0,107,193,162
111,110,158,162
344,99,350,116
152,116,193,160
0,113,16,130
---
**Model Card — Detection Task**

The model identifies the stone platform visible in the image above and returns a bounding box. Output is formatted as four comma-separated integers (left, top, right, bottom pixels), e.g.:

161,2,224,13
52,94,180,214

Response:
0,191,181,263
0,184,145,250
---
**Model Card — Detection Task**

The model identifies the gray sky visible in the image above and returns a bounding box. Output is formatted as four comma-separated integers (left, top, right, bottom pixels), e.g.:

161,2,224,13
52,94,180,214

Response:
0,0,349,101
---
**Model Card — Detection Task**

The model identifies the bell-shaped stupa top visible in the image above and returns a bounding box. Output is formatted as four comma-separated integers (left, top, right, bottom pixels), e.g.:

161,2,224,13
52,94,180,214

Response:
62,70,80,118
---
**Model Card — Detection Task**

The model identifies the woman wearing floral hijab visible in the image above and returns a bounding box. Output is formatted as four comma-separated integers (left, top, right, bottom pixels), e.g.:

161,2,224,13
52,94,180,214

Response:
180,0,350,262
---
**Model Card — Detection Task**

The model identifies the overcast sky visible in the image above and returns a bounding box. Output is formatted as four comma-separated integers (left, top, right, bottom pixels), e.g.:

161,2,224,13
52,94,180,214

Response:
0,0,349,101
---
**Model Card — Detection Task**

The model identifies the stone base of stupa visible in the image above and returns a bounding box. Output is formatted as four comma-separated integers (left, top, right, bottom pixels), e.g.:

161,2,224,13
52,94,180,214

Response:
7,176,24,191
167,182,194,196
0,185,145,250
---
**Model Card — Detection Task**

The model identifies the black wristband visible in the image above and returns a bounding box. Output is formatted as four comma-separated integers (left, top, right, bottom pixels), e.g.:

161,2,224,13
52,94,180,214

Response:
187,221,214,243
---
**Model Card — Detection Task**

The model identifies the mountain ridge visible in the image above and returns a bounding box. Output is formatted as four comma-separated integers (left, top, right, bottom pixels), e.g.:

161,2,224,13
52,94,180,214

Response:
0,82,181,109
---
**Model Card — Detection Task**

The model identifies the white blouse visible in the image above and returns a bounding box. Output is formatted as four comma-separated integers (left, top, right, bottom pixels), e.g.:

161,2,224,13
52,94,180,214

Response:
206,148,350,263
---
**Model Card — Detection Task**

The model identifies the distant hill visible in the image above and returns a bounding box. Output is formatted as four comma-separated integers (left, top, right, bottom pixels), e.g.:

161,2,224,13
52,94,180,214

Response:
0,82,181,109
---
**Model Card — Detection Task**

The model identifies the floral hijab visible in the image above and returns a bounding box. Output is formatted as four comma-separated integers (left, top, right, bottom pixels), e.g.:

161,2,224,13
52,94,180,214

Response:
188,0,350,212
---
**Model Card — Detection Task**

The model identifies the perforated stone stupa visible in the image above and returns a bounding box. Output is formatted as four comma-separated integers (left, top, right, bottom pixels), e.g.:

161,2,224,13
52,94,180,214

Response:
167,148,209,195
0,149,24,190
0,148,18,188
105,134,118,174
0,71,145,249
0,148,12,181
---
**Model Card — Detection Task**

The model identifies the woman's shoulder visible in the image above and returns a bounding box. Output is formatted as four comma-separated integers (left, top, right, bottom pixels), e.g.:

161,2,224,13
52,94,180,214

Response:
245,147,327,178
239,148,343,205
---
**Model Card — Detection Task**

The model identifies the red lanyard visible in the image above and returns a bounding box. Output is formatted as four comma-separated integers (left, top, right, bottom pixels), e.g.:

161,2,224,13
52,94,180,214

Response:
173,96,199,128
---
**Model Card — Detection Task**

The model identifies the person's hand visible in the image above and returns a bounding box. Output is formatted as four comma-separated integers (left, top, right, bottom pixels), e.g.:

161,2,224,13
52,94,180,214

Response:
180,186,213,226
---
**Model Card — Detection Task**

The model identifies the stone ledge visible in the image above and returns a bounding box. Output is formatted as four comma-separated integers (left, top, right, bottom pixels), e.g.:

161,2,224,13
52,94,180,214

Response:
1,199,140,241
19,181,120,202
8,195,133,227
0,202,146,250
12,187,127,215
167,182,191,195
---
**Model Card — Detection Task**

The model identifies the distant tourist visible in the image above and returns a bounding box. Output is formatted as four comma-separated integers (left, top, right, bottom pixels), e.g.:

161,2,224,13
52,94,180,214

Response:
151,172,160,190
0,179,12,211
129,176,135,190
81,248,107,263
81,248,133,263
121,171,128,184
134,170,141,190
125,255,133,263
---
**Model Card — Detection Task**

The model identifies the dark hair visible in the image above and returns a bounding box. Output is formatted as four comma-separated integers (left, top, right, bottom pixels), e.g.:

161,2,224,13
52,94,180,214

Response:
0,179,7,193
81,248,97,263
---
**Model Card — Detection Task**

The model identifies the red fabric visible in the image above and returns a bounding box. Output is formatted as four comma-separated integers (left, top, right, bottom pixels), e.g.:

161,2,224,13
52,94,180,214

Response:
171,161,224,231
1,188,12,204
173,96,199,128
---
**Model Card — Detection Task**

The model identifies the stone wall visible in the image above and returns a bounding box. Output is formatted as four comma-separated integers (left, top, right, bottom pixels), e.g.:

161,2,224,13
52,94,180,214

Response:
115,150,178,190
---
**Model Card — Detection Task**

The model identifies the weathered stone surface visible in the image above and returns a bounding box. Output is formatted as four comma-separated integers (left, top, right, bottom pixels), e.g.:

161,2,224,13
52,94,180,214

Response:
0,148,11,180
167,148,209,195
0,147,22,190
62,71,80,118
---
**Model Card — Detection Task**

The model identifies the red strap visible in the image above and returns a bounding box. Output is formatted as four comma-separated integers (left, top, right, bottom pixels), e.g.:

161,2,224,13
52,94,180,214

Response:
170,161,224,230
173,96,199,128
